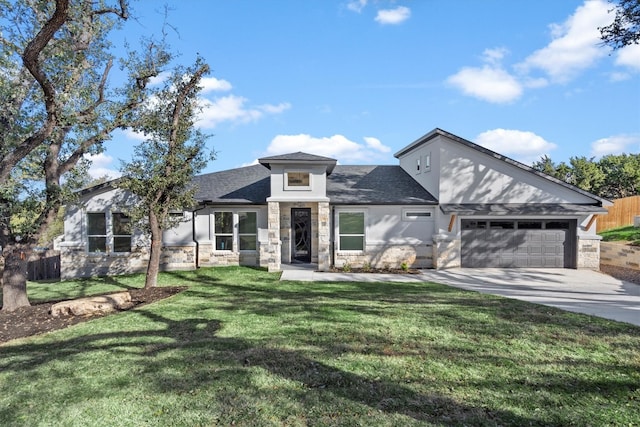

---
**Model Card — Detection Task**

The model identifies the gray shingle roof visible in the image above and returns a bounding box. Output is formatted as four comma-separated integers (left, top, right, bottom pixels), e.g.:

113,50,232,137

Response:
191,163,438,205
258,152,337,162
192,164,271,204
328,166,437,205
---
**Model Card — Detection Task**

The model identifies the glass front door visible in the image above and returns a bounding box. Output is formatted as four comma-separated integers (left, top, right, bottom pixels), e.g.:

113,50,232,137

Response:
292,208,312,263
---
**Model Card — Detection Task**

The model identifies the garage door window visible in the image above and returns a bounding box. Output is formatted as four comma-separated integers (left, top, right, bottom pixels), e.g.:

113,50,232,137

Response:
546,221,570,229
490,221,514,229
518,221,542,229
462,221,487,229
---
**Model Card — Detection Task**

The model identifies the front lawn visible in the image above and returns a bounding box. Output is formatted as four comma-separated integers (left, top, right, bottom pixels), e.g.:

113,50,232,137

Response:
600,225,640,246
1,267,639,426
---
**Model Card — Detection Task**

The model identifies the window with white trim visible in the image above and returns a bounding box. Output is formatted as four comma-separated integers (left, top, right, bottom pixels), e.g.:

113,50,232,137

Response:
423,152,431,172
284,171,311,190
214,211,233,250
213,210,259,252
87,212,107,252
112,213,132,252
338,211,365,251
238,211,257,250
87,212,131,253
415,157,421,173
403,209,432,221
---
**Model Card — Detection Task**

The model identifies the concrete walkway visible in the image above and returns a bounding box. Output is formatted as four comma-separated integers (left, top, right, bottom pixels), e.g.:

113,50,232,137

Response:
280,265,640,326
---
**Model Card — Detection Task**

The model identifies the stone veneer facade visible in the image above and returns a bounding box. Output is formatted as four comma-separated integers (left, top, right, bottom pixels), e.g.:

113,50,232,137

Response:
577,237,601,269
60,243,196,280
600,241,640,270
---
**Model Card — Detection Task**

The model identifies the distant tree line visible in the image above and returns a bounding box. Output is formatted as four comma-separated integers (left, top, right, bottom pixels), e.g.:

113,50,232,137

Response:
531,154,640,200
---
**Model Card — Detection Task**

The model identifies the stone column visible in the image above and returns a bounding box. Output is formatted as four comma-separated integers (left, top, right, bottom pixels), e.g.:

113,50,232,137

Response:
317,202,331,271
267,201,282,272
432,234,461,269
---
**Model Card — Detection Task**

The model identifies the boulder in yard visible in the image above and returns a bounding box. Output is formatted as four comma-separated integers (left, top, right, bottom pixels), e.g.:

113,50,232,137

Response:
50,292,133,317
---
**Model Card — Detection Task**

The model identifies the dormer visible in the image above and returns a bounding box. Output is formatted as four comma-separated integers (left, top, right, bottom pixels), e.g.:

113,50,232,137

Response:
258,152,337,202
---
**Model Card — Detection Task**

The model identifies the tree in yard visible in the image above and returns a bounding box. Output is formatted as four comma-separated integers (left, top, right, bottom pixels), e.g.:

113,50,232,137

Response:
598,153,640,198
599,0,640,50
118,58,215,289
532,153,640,199
0,0,171,311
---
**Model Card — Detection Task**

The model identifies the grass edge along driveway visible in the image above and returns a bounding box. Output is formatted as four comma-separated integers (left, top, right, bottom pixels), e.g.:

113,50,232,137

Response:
1,266,638,426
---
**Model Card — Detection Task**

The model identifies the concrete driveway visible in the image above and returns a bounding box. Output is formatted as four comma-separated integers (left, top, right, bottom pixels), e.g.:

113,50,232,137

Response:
281,267,640,326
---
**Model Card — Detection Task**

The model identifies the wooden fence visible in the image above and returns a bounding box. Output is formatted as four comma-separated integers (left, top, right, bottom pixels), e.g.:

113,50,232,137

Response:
27,251,61,281
597,195,640,232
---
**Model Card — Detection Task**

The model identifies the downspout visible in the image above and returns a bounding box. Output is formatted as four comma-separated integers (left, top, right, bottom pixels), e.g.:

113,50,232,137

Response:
331,206,336,269
192,202,209,268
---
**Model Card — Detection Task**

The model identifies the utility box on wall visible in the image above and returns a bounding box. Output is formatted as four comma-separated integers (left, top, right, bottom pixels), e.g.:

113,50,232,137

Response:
634,216,640,228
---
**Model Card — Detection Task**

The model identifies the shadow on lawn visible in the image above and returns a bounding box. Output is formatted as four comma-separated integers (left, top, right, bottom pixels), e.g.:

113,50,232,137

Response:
0,309,549,426
2,273,639,425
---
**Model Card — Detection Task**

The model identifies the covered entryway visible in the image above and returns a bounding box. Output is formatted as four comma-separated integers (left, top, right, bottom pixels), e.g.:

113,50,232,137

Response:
461,219,576,268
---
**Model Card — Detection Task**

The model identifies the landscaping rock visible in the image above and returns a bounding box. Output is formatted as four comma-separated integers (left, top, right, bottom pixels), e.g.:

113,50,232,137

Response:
50,292,133,317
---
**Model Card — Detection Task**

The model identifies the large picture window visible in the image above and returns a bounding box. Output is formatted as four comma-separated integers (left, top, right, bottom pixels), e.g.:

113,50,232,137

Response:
87,212,131,253
215,211,234,251
238,212,257,250
339,212,365,251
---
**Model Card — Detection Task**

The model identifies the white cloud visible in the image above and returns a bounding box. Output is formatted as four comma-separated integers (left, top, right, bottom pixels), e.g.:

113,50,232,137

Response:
476,129,557,165
148,71,171,86
518,0,611,83
447,65,523,103
264,134,392,163
590,134,640,157
346,0,367,13
375,6,411,25
196,95,290,129
364,136,391,153
200,76,232,93
121,128,147,141
615,44,640,71
85,153,121,180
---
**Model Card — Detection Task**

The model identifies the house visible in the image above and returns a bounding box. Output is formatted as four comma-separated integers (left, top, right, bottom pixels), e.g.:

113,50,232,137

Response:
60,128,609,279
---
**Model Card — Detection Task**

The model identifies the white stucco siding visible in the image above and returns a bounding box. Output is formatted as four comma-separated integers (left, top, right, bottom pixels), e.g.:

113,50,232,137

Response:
268,165,328,201
366,206,435,244
438,140,596,204
163,212,194,245
397,137,440,200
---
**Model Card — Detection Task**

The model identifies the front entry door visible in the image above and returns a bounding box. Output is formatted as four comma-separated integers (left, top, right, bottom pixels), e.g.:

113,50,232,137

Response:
292,208,312,263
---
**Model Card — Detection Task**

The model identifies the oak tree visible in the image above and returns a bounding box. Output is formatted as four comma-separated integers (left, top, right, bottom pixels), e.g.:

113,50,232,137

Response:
0,0,170,310
118,58,214,288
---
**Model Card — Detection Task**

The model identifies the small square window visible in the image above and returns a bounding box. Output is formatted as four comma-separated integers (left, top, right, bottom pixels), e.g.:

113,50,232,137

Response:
287,172,310,187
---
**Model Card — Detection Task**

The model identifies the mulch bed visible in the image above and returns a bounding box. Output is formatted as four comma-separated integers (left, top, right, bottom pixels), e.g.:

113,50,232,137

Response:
0,286,186,345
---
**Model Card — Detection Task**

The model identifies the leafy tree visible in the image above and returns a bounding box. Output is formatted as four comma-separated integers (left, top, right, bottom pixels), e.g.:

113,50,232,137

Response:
531,155,572,182
568,156,605,195
532,153,640,199
118,58,215,288
0,0,171,310
598,153,640,198
599,0,640,50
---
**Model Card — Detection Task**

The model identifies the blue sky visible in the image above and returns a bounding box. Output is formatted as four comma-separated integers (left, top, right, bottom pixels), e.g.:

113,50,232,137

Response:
90,0,640,178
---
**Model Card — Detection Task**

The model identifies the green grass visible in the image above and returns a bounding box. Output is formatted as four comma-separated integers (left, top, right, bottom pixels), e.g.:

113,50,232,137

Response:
1,266,639,426
600,225,640,246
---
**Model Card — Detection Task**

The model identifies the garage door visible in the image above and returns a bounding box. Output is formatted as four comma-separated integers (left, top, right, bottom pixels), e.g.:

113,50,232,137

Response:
461,220,575,268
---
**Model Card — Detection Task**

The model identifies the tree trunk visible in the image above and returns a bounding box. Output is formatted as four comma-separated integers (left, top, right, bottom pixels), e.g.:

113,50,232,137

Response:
2,245,31,311
145,211,163,289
